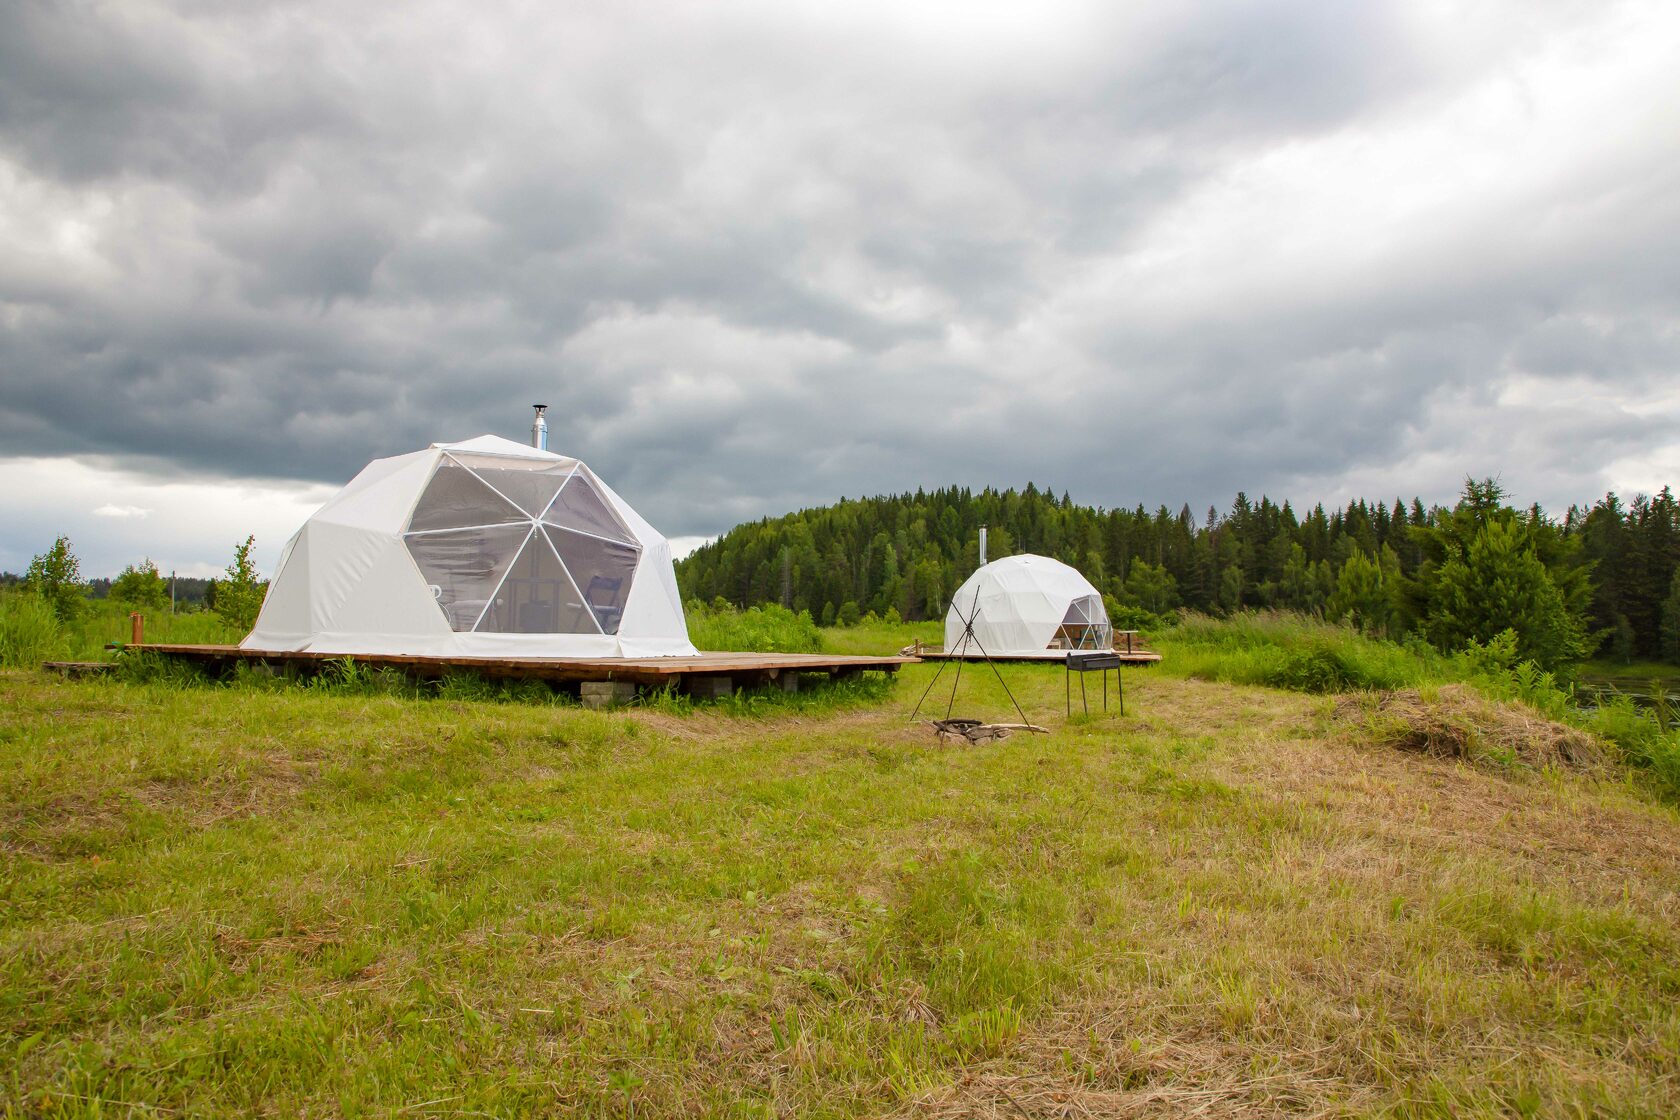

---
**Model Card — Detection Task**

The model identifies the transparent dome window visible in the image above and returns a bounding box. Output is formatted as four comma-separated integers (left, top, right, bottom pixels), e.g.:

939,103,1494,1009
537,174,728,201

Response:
446,452,579,518
543,472,636,544
547,525,639,635
405,523,533,631
402,454,642,635
1054,594,1113,650
476,529,597,634
406,460,526,533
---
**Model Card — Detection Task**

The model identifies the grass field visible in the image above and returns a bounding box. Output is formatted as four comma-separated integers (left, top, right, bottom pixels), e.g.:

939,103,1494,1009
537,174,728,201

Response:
6,644,1680,1118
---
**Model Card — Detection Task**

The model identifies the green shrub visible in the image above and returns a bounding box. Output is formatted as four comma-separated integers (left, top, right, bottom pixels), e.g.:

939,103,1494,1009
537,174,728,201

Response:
215,535,267,632
1103,593,1173,636
1264,646,1363,692
0,592,67,668
1587,696,1680,796
24,535,85,622
110,558,169,611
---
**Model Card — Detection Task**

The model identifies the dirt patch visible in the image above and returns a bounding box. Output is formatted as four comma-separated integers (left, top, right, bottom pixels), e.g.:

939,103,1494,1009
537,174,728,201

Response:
1335,685,1605,772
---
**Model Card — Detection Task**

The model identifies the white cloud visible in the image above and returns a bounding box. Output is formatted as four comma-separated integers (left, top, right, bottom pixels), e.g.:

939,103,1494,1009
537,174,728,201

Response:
0,458,333,577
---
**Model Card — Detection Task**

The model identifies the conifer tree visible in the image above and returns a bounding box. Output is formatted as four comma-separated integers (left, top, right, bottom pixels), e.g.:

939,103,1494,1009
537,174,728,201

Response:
1423,518,1592,669
1662,569,1680,664
1328,552,1393,635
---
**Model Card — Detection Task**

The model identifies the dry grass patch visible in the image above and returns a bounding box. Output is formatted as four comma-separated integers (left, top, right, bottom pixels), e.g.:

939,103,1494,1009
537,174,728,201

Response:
1335,684,1606,772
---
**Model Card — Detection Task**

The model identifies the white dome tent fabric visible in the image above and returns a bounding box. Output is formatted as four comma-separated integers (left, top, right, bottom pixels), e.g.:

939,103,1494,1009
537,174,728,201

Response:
943,555,1112,658
244,435,696,659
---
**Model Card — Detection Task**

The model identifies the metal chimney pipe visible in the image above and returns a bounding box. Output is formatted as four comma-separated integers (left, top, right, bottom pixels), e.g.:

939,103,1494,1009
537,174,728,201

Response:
978,525,988,568
531,404,548,451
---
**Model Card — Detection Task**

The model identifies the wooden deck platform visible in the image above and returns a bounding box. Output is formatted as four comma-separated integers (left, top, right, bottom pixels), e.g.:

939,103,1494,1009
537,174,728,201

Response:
126,644,916,689
914,649,1162,665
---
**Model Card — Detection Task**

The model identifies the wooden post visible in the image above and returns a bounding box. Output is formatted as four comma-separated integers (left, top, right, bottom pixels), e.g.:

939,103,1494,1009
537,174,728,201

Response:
129,612,144,646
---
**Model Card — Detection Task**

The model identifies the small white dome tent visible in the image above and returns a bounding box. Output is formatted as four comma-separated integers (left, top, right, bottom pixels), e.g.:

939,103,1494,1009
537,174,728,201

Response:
244,435,696,658
943,555,1111,658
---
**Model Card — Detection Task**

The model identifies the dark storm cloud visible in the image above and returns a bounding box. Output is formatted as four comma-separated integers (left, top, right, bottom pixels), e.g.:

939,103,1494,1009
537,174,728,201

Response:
0,0,361,192
1,0,1676,565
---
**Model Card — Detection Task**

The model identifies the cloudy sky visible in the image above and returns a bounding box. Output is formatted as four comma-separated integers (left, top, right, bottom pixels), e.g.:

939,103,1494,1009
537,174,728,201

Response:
2,0,1677,577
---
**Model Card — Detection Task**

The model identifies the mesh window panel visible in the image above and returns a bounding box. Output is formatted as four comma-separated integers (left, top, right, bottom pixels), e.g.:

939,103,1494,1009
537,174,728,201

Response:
1059,595,1112,649
477,528,597,634
1082,595,1112,648
404,524,532,631
1067,595,1107,625
548,525,639,635
543,473,636,544
448,453,578,518
407,460,525,532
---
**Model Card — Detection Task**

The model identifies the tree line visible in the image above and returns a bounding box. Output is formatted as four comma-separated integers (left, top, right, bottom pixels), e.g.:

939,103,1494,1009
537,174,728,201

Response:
1,571,218,607
676,479,1680,668
11,535,269,631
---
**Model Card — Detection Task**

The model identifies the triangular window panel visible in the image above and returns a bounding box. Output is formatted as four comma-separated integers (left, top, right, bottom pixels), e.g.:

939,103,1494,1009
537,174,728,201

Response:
548,526,639,635
477,528,598,634
543,472,636,545
448,452,578,518
404,524,532,632
407,459,525,533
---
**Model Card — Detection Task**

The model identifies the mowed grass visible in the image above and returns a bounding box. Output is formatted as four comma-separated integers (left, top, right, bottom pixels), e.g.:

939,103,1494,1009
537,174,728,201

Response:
4,661,1680,1118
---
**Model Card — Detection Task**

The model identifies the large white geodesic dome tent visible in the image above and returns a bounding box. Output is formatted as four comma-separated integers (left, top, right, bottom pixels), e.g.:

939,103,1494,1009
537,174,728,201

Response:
943,554,1112,657
243,435,696,658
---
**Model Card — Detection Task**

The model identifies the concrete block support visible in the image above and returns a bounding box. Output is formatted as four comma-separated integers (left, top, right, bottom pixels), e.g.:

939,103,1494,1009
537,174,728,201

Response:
686,675,734,700
773,671,799,693
581,680,637,710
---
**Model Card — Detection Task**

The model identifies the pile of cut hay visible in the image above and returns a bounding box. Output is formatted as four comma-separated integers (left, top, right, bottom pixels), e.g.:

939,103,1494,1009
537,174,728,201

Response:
1334,684,1605,773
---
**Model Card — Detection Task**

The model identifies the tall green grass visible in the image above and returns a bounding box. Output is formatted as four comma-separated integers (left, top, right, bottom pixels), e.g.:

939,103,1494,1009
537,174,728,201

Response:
117,651,581,706
685,601,823,653
64,599,244,657
0,592,245,664
1158,611,1442,693
0,593,66,668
